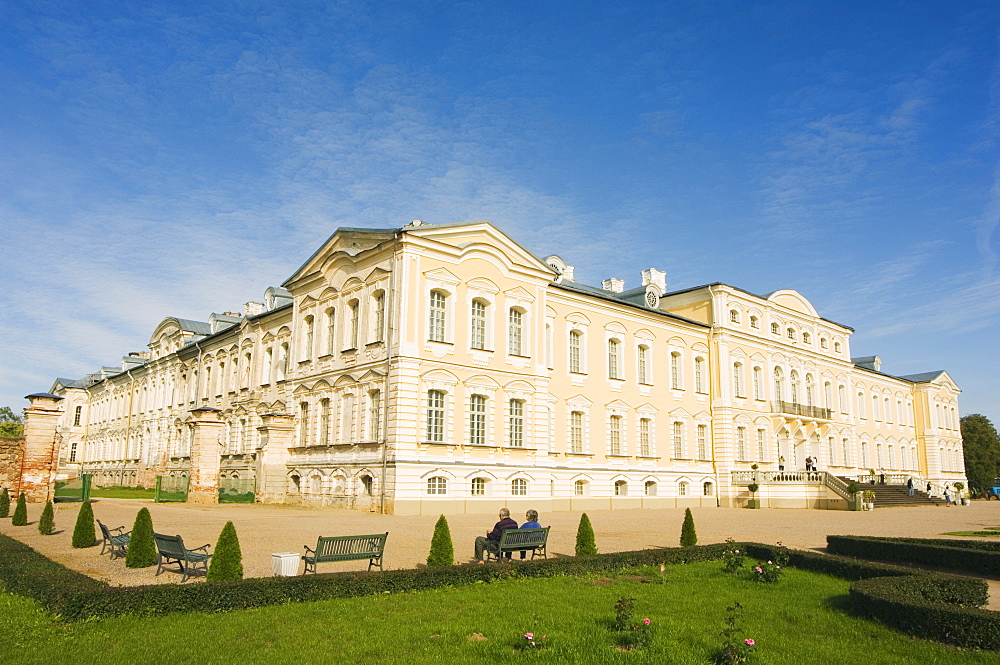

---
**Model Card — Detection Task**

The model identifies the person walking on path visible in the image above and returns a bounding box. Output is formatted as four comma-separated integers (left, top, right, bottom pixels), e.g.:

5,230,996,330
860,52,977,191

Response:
944,485,952,506
907,478,915,496
474,507,518,562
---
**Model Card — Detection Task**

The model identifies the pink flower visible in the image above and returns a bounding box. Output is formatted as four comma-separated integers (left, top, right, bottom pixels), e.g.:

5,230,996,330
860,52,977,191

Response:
643,618,651,625
767,561,773,565
754,566,762,573
734,550,739,554
525,633,533,639
542,636,547,639
745,639,755,646
530,641,536,646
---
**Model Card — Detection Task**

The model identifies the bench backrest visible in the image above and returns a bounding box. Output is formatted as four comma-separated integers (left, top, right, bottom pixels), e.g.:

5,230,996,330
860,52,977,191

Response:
315,533,388,559
97,520,113,541
154,532,187,558
499,526,549,548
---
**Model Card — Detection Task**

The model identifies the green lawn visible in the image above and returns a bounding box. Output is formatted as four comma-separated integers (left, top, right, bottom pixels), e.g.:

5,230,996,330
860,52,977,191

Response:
1,562,997,665
89,486,156,500
942,527,1000,537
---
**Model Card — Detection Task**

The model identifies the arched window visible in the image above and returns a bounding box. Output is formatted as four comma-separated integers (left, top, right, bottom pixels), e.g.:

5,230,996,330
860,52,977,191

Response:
427,476,447,495
608,339,622,379
426,390,445,442
802,332,811,344
750,315,759,329
703,482,714,496
834,341,842,353
574,479,587,496
678,481,689,496
511,478,528,496
360,475,373,495
644,480,657,496
469,394,487,445
730,309,739,323
787,327,796,340
820,337,828,349
428,291,447,342
773,367,784,402
310,474,322,494
508,307,524,355
471,299,487,350
614,479,628,496
771,322,780,335
471,477,487,496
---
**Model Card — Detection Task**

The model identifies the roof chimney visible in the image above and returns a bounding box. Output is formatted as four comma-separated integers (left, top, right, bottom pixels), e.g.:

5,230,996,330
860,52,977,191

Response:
602,278,625,293
641,268,667,292
244,301,264,317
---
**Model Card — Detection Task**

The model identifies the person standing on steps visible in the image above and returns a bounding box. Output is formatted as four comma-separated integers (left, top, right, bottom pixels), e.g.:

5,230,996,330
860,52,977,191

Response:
907,477,915,496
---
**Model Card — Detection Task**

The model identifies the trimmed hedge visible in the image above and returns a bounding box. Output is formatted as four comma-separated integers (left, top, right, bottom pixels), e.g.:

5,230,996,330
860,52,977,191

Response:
851,576,999,650
827,535,1000,576
0,533,728,622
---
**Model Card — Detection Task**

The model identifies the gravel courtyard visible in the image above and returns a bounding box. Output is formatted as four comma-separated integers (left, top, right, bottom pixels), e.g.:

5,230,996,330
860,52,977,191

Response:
3,498,999,605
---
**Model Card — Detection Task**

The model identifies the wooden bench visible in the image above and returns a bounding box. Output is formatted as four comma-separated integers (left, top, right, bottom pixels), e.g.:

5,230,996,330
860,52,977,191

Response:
302,532,388,574
97,519,130,560
153,532,212,582
485,526,550,563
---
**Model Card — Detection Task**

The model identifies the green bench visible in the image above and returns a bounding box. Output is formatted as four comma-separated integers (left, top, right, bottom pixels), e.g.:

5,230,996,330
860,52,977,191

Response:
153,532,212,582
485,526,550,563
302,532,388,574
97,519,130,560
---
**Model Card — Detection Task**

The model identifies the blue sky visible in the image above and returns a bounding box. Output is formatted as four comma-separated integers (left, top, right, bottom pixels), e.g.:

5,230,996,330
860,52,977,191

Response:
1,1,998,425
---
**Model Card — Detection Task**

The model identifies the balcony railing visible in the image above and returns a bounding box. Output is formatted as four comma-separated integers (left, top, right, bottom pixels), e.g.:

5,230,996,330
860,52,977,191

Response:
772,401,832,420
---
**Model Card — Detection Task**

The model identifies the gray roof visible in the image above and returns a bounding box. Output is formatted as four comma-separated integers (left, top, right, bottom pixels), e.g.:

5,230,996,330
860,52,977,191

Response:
54,377,89,389
553,281,708,328
174,319,212,335
895,370,946,384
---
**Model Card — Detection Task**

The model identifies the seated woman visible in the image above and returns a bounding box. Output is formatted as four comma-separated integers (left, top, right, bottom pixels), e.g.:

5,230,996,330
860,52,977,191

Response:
518,509,542,559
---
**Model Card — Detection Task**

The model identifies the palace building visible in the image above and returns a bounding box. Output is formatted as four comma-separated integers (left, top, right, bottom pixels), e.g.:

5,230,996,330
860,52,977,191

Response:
31,220,965,513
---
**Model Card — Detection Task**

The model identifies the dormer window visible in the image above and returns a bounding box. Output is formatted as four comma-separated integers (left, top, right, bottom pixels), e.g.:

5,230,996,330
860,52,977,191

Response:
750,315,759,329
729,310,739,323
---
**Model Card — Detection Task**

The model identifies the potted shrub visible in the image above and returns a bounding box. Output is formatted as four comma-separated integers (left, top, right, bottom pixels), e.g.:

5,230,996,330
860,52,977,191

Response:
847,481,861,511
747,482,760,509
862,490,876,511
954,482,969,505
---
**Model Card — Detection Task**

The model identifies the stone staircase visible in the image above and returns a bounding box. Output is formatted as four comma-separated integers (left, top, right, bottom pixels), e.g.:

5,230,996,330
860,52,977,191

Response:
838,477,945,508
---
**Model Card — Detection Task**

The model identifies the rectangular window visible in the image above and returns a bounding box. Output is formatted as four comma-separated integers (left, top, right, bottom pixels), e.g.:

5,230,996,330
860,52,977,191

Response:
374,293,385,343
299,402,309,446
698,424,708,460
639,418,651,456
471,477,485,495
638,346,649,384
757,429,766,461
304,316,314,359
570,411,583,453
608,415,621,455
695,358,705,393
429,291,446,342
671,353,681,389
569,331,582,373
471,300,486,350
319,399,330,445
369,390,381,440
470,394,486,445
508,308,523,355
608,339,620,379
325,309,336,355
736,426,746,460
509,399,524,448
426,390,444,442
753,367,762,400
349,301,359,349
73,406,82,427
733,364,744,398
672,422,683,458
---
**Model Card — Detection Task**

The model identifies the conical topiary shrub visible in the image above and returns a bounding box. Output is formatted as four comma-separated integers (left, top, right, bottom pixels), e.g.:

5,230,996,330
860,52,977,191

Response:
680,508,697,547
0,487,9,518
575,512,597,556
38,500,55,535
426,514,454,567
207,521,243,581
11,493,27,526
125,507,156,568
72,500,96,548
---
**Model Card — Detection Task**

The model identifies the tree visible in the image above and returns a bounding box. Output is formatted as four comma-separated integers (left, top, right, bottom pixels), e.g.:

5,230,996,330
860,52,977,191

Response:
680,508,697,546
207,521,243,581
125,507,157,568
961,414,1000,497
72,500,96,548
11,493,27,525
38,500,55,535
0,488,9,518
0,406,24,438
575,512,597,556
426,514,454,567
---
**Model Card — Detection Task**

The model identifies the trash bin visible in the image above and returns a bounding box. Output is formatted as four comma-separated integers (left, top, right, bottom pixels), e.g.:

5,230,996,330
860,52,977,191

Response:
271,552,300,577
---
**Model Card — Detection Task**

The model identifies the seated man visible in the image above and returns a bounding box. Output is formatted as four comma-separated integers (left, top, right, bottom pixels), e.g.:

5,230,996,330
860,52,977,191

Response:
518,509,541,559
474,507,518,562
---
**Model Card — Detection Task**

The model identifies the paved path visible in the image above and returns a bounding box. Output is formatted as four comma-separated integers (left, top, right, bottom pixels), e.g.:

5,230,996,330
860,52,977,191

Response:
2,499,999,607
